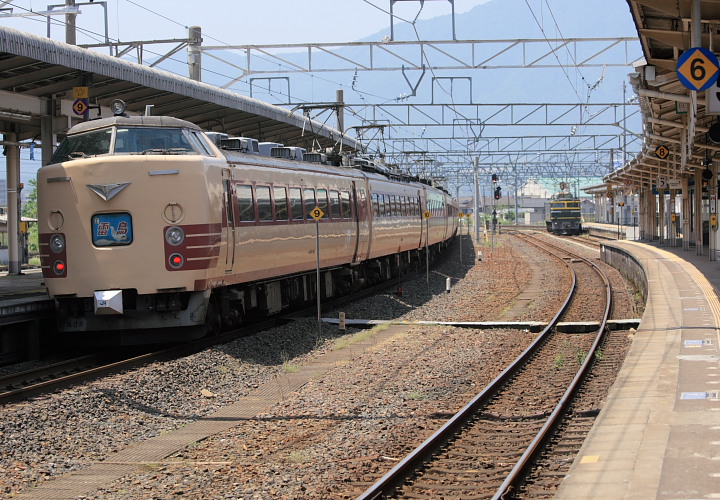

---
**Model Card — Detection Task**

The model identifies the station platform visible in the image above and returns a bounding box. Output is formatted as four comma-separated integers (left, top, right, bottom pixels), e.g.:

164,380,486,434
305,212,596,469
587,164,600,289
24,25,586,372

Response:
583,221,637,240
0,269,53,326
556,240,720,500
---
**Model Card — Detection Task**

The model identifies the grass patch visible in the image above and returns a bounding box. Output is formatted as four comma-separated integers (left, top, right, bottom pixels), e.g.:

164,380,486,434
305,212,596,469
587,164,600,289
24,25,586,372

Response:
333,323,386,350
288,450,311,463
575,349,588,365
553,354,565,370
406,390,426,401
282,362,300,373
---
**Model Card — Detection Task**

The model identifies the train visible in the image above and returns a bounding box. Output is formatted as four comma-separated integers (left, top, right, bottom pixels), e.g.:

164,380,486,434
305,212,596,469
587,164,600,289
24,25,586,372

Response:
545,188,583,235
37,102,458,344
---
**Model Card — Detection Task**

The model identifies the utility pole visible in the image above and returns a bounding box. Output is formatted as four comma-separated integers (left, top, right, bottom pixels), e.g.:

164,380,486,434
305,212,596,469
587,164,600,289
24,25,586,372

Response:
65,0,76,44
473,157,480,242
188,26,202,81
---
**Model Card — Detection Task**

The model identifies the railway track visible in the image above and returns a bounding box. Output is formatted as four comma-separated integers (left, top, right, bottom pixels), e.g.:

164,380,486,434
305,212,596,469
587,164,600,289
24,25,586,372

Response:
0,256,442,405
356,232,612,500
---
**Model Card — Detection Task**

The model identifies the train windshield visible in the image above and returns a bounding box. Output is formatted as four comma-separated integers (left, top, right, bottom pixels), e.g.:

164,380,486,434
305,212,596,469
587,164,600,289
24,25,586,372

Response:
50,128,112,163
50,126,203,163
114,127,197,155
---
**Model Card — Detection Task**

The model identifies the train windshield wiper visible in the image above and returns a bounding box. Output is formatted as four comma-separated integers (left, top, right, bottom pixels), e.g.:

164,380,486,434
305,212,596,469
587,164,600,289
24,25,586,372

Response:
67,151,88,160
140,148,193,155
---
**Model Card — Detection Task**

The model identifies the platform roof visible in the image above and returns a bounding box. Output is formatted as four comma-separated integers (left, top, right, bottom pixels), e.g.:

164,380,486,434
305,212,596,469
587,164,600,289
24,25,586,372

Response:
0,26,361,152
605,0,720,189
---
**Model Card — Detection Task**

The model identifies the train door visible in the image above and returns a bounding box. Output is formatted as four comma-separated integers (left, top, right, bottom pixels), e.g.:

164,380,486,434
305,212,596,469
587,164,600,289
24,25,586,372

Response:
353,181,371,263
223,170,236,273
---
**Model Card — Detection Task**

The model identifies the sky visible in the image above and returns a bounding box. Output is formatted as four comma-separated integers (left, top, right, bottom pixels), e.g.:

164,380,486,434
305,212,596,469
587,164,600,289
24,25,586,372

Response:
0,0,493,46
1,0,639,190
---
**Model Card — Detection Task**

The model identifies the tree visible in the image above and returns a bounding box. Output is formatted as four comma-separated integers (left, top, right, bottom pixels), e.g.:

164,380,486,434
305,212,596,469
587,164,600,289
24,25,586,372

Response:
21,178,38,255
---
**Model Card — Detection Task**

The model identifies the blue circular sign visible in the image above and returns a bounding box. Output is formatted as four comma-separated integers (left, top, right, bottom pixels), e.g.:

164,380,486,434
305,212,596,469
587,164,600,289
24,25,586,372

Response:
676,47,720,91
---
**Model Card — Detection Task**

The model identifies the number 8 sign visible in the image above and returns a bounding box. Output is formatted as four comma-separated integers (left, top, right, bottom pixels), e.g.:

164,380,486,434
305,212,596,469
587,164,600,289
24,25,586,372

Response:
676,47,720,91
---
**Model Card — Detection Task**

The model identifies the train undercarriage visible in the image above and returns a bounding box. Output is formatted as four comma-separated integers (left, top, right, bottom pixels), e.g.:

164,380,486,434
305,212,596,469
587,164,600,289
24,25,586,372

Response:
57,242,448,345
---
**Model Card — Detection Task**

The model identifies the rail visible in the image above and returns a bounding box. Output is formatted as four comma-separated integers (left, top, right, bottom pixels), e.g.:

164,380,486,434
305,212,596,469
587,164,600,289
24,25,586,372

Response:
356,234,580,500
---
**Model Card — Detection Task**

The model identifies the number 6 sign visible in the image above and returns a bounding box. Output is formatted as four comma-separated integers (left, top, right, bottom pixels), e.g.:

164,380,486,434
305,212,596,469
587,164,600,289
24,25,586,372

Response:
676,47,720,91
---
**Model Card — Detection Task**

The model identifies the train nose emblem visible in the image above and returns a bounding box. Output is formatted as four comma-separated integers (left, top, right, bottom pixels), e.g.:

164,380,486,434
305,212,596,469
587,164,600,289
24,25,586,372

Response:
87,182,131,201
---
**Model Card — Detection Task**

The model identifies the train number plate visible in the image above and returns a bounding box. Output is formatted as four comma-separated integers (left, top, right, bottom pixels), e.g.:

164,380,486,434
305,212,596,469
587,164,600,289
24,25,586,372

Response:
62,317,87,332
92,212,133,247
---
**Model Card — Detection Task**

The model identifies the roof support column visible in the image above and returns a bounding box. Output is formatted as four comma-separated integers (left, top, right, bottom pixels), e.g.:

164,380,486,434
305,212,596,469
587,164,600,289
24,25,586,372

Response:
41,108,54,166
695,168,703,255
659,188,665,244
670,189,678,247
711,160,717,261
5,130,20,274
638,189,645,240
685,0,701,176
682,177,691,251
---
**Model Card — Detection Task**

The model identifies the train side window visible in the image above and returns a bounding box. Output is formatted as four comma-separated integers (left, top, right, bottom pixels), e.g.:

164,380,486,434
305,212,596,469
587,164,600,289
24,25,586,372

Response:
372,194,380,217
290,187,303,220
303,188,316,220
256,186,273,221
274,186,289,221
341,191,351,219
237,185,255,222
317,189,329,219
187,131,214,156
329,190,341,219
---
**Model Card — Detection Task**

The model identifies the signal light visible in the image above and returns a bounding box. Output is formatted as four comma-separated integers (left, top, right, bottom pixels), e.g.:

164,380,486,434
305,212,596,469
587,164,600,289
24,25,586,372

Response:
53,260,66,275
494,186,501,200
169,253,184,269
492,174,498,183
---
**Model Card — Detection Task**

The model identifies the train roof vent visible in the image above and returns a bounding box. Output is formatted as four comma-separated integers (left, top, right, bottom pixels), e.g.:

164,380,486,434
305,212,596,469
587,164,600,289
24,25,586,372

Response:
221,137,255,152
304,152,327,164
258,142,283,156
270,147,292,159
271,147,305,160
205,132,228,147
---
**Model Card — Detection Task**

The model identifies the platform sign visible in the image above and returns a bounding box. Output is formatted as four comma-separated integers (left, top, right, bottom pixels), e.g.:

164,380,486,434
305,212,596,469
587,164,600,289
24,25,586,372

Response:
73,86,89,99
458,212,464,218
423,210,431,219
655,144,670,160
676,47,720,91
72,99,89,116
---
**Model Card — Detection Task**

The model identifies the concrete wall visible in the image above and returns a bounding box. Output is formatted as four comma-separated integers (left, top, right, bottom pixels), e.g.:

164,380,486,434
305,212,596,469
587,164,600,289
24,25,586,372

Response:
600,243,647,305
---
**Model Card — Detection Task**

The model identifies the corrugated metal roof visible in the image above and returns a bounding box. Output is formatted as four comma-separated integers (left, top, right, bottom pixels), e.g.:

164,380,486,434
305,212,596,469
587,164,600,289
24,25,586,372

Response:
0,25,360,152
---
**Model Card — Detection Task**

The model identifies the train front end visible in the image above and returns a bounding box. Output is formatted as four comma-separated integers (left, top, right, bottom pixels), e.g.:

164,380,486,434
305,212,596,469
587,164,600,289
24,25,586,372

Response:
38,112,225,343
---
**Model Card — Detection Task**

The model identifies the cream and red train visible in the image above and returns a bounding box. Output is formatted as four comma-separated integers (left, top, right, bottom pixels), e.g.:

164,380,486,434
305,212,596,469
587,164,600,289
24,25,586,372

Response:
38,109,458,343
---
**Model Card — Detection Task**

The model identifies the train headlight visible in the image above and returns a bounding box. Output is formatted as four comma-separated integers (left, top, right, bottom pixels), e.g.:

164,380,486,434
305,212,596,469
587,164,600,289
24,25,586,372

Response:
110,99,127,116
165,226,185,246
49,234,65,253
168,253,184,269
